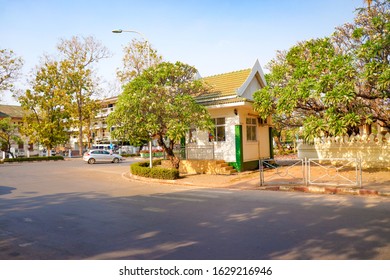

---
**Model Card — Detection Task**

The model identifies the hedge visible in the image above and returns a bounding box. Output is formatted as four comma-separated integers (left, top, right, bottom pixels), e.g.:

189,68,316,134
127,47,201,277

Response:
131,160,180,180
3,156,65,163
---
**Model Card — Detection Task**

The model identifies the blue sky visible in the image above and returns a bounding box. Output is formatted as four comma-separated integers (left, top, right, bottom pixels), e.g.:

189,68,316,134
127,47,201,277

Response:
1,0,363,104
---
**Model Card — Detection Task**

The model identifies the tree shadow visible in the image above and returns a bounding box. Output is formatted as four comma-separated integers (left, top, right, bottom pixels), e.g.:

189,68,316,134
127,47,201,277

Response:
0,186,389,260
0,186,16,195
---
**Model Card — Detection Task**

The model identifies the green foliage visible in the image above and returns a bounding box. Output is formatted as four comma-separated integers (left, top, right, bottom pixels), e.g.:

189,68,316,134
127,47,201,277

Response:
57,36,110,154
18,36,109,153
108,61,213,169
3,156,64,163
333,0,390,128
254,1,390,141
0,117,22,156
130,160,180,180
0,48,23,95
254,38,359,141
19,60,70,150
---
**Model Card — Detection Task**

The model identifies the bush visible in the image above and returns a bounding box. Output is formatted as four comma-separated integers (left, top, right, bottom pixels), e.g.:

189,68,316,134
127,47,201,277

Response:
131,160,179,180
3,156,65,163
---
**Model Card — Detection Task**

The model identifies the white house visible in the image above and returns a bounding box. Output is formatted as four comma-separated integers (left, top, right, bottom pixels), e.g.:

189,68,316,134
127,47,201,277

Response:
180,60,273,173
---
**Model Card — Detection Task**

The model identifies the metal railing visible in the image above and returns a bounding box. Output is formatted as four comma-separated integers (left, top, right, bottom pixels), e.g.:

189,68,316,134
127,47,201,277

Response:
260,158,362,187
307,158,362,187
260,159,305,186
164,145,215,160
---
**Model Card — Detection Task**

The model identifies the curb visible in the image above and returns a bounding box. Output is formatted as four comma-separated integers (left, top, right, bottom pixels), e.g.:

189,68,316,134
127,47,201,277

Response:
122,172,233,188
259,185,390,197
122,172,390,197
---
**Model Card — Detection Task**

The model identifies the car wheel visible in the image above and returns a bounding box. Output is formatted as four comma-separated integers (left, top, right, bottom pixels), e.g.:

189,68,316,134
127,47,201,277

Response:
88,158,96,164
113,158,119,163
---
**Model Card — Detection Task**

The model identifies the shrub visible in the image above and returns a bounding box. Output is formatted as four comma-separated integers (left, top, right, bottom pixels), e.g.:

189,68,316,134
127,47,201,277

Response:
3,156,65,163
131,160,179,180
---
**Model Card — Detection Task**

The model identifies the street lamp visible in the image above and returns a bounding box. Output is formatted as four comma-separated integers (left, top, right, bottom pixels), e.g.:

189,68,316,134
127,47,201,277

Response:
112,28,153,168
111,29,151,69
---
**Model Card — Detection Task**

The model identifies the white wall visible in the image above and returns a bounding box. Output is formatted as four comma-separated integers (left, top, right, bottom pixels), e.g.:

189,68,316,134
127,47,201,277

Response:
241,77,261,100
190,107,238,162
189,106,271,163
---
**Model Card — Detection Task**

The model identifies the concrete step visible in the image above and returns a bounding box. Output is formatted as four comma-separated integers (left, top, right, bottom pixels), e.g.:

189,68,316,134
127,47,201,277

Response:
220,169,238,175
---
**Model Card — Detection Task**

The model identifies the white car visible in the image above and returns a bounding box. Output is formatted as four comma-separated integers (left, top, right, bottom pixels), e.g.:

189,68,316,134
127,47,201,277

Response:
83,149,123,164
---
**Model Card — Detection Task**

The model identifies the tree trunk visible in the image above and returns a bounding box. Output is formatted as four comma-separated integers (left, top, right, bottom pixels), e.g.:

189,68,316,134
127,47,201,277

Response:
167,153,180,170
273,135,284,153
156,134,180,169
78,125,83,156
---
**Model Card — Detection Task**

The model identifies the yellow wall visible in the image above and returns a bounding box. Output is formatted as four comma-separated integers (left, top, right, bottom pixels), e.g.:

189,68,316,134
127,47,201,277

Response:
238,107,271,162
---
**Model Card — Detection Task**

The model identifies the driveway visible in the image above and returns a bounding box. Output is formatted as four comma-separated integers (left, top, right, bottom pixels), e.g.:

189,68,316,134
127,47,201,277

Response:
0,159,389,259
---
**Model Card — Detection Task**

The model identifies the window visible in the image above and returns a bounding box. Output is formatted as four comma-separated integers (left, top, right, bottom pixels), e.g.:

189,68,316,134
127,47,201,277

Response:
246,118,257,141
209,118,226,142
258,117,268,125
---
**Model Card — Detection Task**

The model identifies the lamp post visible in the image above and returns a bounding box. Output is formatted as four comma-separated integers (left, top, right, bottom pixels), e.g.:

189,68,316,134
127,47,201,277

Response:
112,29,153,168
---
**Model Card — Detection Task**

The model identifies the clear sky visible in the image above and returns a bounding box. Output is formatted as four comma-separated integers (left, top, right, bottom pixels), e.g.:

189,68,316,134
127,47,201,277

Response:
1,0,363,105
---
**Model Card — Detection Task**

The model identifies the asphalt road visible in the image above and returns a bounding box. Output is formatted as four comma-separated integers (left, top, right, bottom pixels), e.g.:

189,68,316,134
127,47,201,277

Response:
0,159,389,260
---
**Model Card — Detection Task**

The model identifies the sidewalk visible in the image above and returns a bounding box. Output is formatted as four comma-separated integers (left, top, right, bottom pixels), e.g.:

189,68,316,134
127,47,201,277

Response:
126,170,390,197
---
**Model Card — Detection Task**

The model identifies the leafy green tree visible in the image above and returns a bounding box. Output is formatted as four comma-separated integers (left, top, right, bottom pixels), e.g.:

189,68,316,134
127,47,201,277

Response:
57,36,110,155
0,48,23,99
0,117,22,158
108,61,213,169
254,1,389,141
116,38,162,85
333,0,390,129
19,60,70,153
254,38,360,141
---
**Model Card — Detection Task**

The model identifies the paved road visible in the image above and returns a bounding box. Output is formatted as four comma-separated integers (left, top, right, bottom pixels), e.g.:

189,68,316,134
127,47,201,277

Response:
0,159,389,259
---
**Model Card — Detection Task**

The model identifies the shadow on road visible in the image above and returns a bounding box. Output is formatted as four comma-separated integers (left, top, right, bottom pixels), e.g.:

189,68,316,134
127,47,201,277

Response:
0,186,16,195
0,186,389,260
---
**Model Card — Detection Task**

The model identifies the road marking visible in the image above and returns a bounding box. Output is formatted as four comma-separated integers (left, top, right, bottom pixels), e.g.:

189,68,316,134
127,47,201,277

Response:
18,242,35,247
142,207,166,213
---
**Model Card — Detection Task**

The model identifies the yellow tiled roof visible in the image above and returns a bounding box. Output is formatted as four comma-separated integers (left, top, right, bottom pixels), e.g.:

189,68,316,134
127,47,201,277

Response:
201,69,251,96
195,69,251,106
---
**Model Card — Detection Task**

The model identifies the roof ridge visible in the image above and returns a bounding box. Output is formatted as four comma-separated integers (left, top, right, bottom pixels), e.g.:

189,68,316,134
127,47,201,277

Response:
203,68,251,79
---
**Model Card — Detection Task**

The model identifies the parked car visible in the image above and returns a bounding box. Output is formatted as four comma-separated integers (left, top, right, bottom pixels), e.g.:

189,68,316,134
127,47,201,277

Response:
14,148,25,157
83,149,123,164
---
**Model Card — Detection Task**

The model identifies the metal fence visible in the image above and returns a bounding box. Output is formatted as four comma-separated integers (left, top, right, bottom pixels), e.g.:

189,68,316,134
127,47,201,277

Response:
260,158,362,187
164,145,215,160
307,158,362,187
260,159,305,186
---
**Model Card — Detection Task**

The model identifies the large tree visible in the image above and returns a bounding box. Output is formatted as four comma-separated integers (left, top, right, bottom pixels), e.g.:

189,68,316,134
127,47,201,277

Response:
108,61,213,169
254,0,390,141
0,48,23,99
57,36,110,155
254,38,360,141
333,0,390,129
19,60,70,152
